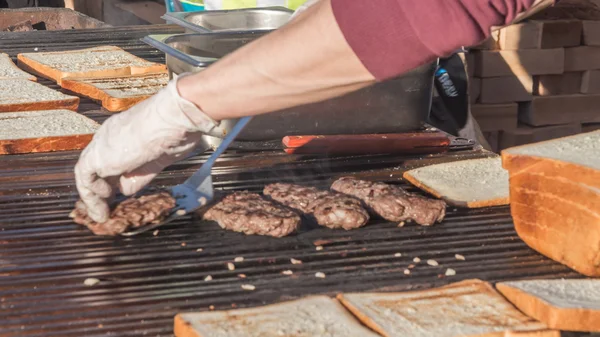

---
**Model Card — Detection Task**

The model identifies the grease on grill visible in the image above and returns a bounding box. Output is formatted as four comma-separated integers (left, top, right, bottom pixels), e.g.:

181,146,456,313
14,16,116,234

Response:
331,177,446,226
69,190,176,236
202,191,300,238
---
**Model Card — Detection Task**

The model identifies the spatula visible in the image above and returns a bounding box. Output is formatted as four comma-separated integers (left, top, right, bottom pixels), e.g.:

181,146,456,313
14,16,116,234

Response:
121,116,253,236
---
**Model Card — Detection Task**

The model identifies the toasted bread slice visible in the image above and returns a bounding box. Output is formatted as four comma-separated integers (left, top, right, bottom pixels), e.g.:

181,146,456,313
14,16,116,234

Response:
174,296,380,337
17,46,167,85
338,279,557,337
497,279,600,332
0,79,79,112
0,109,99,154
502,130,600,276
61,72,169,112
0,53,36,81
403,156,509,208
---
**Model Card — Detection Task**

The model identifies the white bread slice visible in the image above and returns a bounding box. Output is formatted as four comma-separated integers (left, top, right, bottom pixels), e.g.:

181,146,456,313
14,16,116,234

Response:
403,157,509,208
0,109,99,154
174,296,380,337
496,279,600,332
61,72,169,112
338,279,557,337
0,53,36,81
17,46,167,85
0,79,79,112
501,130,600,276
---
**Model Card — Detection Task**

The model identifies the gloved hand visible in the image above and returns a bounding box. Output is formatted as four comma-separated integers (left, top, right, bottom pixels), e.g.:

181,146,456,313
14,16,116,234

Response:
290,0,320,20
74,74,224,223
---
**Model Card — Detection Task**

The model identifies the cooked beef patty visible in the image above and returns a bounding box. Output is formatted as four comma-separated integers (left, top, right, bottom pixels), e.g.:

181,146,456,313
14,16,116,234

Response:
263,183,369,230
202,191,300,238
70,191,176,236
331,177,446,226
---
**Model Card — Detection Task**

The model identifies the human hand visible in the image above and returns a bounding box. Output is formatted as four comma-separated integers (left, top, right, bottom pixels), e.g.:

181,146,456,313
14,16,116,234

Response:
74,74,224,223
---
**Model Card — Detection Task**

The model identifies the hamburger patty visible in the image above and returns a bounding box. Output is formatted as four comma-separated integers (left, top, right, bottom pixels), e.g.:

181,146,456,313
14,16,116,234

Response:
263,183,369,230
203,191,300,238
331,177,446,226
70,190,176,236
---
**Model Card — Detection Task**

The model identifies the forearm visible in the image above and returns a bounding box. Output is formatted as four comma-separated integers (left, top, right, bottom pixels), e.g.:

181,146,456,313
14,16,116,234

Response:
178,0,375,121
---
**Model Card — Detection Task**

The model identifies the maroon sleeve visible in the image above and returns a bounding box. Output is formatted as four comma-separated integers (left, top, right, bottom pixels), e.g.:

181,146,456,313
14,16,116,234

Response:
331,0,538,80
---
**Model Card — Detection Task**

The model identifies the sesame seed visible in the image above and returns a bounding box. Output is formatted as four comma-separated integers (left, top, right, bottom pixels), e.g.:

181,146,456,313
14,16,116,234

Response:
281,270,293,275
241,284,256,291
445,268,457,276
315,272,326,278
181,242,187,247
238,274,246,279
394,253,402,257
83,278,100,286
152,230,159,236
176,209,186,216
315,246,324,251
204,275,213,281
413,257,421,263
404,269,411,275
427,259,439,266
408,264,415,269
234,257,244,263
196,248,203,252
398,221,405,227
455,254,466,261
227,263,235,271
290,258,302,265
209,305,215,310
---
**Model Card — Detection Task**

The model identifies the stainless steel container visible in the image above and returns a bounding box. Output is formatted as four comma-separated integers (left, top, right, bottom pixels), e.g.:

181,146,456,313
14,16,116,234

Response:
143,32,435,141
163,7,292,33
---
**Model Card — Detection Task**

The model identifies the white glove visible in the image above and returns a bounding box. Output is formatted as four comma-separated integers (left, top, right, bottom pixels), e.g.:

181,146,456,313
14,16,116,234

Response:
74,74,224,223
290,0,320,20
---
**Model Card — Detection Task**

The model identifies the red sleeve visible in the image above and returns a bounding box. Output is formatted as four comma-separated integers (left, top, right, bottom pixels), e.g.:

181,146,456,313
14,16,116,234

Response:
331,0,538,81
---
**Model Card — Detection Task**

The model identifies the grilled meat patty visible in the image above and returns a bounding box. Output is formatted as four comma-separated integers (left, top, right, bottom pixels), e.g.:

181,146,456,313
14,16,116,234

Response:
70,191,176,236
331,177,446,226
203,191,300,238
263,183,369,230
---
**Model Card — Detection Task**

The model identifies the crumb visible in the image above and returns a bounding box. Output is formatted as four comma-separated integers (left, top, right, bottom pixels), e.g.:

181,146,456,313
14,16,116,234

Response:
181,242,187,247
176,209,187,216
290,258,302,265
98,324,103,328
238,274,246,279
209,305,215,310
315,272,326,278
455,254,466,261
83,278,100,286
445,268,456,276
241,284,256,291
153,230,159,236
231,303,237,308
315,246,324,251
227,263,235,271
281,270,293,275
234,257,244,263
404,269,411,275
394,253,402,257
408,264,415,269
413,257,421,263
196,248,203,252
204,275,213,281
398,221,405,227
427,259,439,266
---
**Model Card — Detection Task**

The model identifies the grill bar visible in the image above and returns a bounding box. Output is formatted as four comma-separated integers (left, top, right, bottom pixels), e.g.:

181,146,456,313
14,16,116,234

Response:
0,25,579,337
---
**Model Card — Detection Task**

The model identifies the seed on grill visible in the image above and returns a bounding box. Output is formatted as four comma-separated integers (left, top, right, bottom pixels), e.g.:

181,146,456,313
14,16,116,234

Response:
398,221,405,227
234,257,244,262
394,253,402,257
83,278,100,286
209,305,215,310
196,248,203,252
315,246,324,251
281,270,293,275
413,257,421,263
404,269,411,275
427,259,439,266
204,275,213,281
290,258,302,265
315,272,326,278
238,274,246,279
445,268,457,276
408,264,416,269
181,242,187,247
241,284,256,291
153,230,159,236
455,254,466,261
227,263,235,271
176,209,187,216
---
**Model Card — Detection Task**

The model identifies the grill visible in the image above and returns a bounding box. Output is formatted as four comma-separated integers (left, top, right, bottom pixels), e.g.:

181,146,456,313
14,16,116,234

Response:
0,26,580,337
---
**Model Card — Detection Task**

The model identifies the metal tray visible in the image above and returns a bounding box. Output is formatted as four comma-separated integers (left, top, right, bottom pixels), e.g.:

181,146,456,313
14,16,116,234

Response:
144,32,436,141
0,8,109,31
163,7,292,33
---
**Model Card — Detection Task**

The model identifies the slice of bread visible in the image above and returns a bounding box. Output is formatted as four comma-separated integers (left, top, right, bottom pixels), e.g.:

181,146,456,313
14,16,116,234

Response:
17,46,167,85
0,53,36,81
174,296,380,337
502,131,600,276
338,279,557,337
0,109,99,154
497,279,600,332
403,157,509,208
0,79,79,112
61,72,169,112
